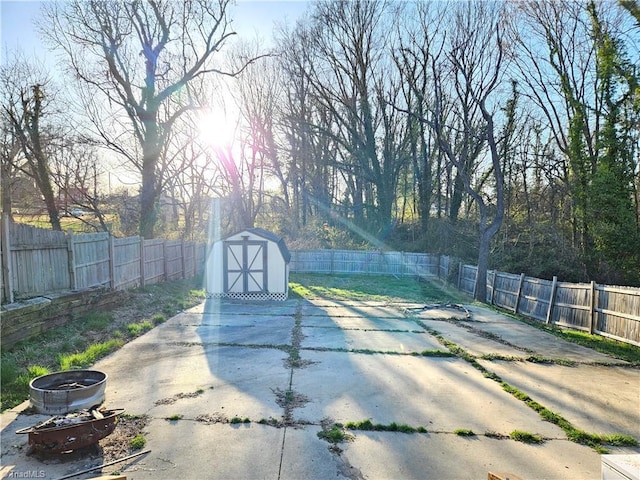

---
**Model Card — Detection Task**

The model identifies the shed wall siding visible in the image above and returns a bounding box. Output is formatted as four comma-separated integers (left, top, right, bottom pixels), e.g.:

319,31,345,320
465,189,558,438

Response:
206,230,289,300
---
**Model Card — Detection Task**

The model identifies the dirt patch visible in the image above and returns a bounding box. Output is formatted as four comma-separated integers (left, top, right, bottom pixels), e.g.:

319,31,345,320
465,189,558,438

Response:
99,414,149,463
195,412,228,424
154,389,205,406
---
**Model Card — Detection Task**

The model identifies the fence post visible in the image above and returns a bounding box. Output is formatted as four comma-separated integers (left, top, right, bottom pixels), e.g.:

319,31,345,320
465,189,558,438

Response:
590,281,596,334
457,262,463,290
546,276,558,324
67,232,77,291
490,270,497,305
1,213,14,303
163,240,168,280
472,266,477,299
108,235,116,289
331,250,335,274
139,237,146,287
180,241,186,279
514,273,526,314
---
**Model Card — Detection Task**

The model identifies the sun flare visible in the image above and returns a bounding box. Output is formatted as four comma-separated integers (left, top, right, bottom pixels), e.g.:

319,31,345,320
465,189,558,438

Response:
197,109,237,149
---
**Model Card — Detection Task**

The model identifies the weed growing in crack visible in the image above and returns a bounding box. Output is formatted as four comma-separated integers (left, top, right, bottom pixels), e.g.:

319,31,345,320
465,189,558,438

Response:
258,417,283,427
418,350,457,357
230,417,251,424
165,414,183,421
344,419,427,434
130,433,147,450
510,430,544,444
525,355,577,366
318,423,351,444
454,429,475,436
286,304,311,368
484,431,508,439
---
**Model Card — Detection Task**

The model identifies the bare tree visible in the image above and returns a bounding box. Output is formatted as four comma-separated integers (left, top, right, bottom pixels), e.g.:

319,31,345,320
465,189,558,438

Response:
391,2,447,233
41,0,239,238
0,55,62,230
50,136,112,231
277,22,340,232
282,0,408,234
0,116,21,221
426,2,507,301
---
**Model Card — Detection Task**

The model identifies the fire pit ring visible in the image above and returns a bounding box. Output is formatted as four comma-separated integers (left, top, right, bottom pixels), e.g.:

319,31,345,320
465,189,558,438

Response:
29,370,107,415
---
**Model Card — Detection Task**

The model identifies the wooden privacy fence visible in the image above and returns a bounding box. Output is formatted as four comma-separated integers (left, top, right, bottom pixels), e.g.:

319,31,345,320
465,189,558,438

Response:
290,249,446,278
1,216,205,304
459,264,640,347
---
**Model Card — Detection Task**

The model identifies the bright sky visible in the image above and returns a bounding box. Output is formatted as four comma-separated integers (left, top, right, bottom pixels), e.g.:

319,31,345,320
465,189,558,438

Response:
0,0,311,66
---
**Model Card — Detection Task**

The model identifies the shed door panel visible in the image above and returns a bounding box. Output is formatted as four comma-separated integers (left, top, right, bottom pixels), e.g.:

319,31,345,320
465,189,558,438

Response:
224,239,267,294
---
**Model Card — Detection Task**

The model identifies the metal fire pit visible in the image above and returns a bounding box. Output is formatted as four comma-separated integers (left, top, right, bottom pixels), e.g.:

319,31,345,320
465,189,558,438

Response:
16,408,124,454
29,370,107,415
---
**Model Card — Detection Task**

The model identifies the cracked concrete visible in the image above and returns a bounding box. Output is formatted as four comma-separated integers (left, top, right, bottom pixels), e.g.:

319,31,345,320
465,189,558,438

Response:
1,297,638,480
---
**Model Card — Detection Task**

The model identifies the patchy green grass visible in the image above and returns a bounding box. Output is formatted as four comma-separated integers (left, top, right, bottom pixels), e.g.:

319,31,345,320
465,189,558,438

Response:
454,429,476,437
497,310,640,364
84,312,114,330
59,339,124,370
152,313,167,325
126,320,154,337
289,273,465,304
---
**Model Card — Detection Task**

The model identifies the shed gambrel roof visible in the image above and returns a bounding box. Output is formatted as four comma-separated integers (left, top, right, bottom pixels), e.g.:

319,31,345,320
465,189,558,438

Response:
231,228,291,263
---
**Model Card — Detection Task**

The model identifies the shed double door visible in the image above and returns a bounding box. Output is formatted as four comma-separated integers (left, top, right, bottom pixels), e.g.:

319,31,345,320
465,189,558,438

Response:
223,237,268,294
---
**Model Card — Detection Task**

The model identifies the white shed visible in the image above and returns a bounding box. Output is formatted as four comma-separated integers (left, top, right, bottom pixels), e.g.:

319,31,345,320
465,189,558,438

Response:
206,228,291,301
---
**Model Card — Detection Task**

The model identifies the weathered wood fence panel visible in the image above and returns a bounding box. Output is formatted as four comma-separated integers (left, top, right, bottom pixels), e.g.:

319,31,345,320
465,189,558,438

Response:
1,217,204,302
550,282,592,331
8,222,70,298
460,264,639,346
458,264,477,296
112,236,141,290
519,277,553,322
594,286,640,344
490,271,521,311
183,242,196,278
3,222,638,346
143,239,166,285
289,249,441,277
72,232,110,290
165,240,184,280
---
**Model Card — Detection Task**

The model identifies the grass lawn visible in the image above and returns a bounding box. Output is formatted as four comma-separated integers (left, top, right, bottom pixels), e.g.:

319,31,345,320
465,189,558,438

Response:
289,272,467,304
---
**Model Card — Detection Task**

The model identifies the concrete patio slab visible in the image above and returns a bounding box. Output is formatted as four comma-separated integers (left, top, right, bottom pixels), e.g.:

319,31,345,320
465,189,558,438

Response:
301,326,444,352
480,360,640,437
142,316,294,346
468,321,625,364
301,301,405,319
188,299,299,316
302,314,418,331
292,351,563,438
340,431,602,480
96,341,290,417
112,421,286,480
417,319,527,357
